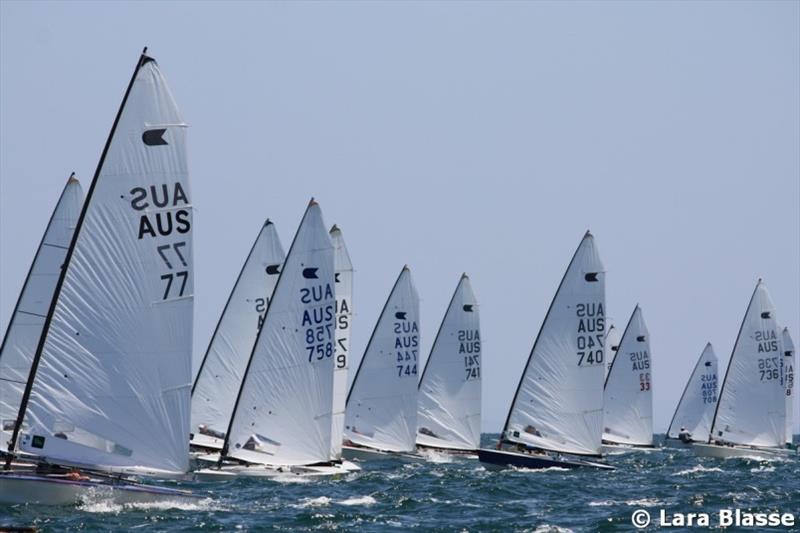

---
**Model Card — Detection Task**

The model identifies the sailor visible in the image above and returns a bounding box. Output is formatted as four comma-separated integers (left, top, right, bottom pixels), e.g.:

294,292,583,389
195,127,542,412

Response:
678,427,692,443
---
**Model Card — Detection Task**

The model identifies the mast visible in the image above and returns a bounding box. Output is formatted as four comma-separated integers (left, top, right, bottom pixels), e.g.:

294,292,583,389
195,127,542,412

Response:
6,49,152,464
706,280,761,443
602,305,639,390
501,231,592,436
220,199,317,460
191,219,274,395
666,343,712,437
417,273,468,387
345,265,409,406
0,173,79,363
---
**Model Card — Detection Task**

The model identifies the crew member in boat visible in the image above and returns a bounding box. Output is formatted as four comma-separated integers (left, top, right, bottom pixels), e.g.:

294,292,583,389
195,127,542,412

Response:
678,427,692,443
197,424,225,440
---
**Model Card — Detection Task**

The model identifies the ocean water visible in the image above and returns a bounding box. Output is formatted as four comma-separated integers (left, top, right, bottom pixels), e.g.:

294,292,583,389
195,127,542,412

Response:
2,435,799,532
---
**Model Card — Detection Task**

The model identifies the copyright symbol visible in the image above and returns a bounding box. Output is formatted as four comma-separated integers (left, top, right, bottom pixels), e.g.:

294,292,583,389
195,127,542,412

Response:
631,509,651,528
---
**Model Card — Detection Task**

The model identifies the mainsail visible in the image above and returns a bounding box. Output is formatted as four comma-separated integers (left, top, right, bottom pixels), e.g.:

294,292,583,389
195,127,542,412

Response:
502,232,606,456
223,201,336,466
782,328,795,446
417,274,481,451
0,176,83,446
329,225,353,460
602,306,653,446
666,343,718,440
345,267,420,453
604,323,620,380
710,280,785,448
190,221,285,450
10,51,194,475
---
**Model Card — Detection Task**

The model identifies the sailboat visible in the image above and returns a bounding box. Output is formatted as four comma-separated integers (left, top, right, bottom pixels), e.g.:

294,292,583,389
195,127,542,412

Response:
478,232,613,470
0,49,199,504
342,266,421,462
602,306,655,451
190,220,285,456
665,343,718,445
604,322,620,380
1,175,83,454
195,200,346,478
694,280,796,460
328,226,360,471
416,274,481,456
782,328,795,448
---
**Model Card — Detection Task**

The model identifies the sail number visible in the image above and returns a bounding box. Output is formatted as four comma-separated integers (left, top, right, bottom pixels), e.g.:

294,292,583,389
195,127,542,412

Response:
576,303,605,367
459,329,481,381
395,318,419,377
301,283,335,363
156,242,189,299
701,373,717,404
758,357,780,381
335,298,350,369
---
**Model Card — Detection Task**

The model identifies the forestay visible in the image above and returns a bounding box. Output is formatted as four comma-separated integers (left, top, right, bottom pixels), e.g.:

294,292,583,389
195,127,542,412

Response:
329,225,353,460
782,328,795,446
666,343,718,440
0,176,83,446
604,323,620,380
417,274,481,451
603,306,654,446
503,232,606,456
15,54,194,475
224,201,336,466
190,221,285,450
345,267,420,453
710,280,785,448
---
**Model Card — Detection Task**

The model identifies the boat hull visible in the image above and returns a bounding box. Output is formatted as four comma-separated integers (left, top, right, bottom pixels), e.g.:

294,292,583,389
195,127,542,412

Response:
692,443,797,460
478,448,614,471
0,473,198,506
193,461,354,480
601,442,657,454
341,445,423,463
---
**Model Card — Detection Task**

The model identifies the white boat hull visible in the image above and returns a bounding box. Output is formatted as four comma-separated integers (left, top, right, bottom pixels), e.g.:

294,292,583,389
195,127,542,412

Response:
601,442,657,454
692,443,797,460
341,445,423,463
0,473,199,506
193,461,354,480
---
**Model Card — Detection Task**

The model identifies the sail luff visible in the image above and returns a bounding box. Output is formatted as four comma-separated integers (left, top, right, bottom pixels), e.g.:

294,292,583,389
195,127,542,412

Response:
6,51,152,462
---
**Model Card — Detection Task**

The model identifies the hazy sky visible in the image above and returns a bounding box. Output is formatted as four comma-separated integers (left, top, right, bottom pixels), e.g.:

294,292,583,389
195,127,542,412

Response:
1,1,798,433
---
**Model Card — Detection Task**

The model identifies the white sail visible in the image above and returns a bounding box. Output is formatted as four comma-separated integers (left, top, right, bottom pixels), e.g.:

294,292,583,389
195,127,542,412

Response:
190,221,285,450
329,225,353,460
503,232,606,456
0,176,83,446
417,274,481,451
15,54,194,475
782,328,795,445
710,280,785,448
604,322,620,380
345,267,420,453
666,343,718,440
224,201,336,466
602,306,654,446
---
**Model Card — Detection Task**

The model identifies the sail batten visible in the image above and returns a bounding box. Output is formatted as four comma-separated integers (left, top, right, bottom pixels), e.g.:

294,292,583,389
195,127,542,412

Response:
224,202,336,466
602,306,654,446
710,281,785,448
417,275,481,451
0,177,83,444
11,53,195,475
345,267,420,453
667,343,718,440
190,221,285,450
502,233,606,456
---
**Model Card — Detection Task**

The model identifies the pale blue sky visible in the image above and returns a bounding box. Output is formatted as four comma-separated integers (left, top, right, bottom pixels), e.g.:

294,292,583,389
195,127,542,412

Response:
1,1,798,432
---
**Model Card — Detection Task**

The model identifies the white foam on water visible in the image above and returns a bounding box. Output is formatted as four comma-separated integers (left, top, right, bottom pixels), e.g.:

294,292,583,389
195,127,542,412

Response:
588,500,616,507
78,496,217,514
624,498,663,508
271,475,314,484
509,466,570,473
338,495,377,506
673,464,724,476
291,496,332,509
750,465,775,473
532,525,574,533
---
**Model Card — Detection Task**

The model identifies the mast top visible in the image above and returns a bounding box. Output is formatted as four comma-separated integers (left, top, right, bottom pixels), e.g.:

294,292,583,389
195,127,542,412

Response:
308,197,318,207
330,224,340,234
67,172,78,184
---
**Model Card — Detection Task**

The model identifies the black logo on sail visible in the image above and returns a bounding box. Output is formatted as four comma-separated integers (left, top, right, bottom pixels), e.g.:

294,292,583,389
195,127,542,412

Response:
761,312,771,319
142,129,168,146
637,336,646,342
266,264,280,275
585,273,598,282
395,312,407,320
302,268,319,279
463,304,474,312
